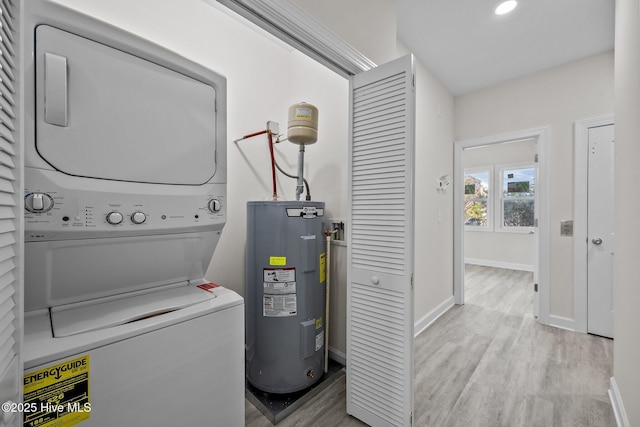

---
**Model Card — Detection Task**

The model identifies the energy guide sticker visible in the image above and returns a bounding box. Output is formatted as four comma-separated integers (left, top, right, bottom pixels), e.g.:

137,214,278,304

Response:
23,355,91,427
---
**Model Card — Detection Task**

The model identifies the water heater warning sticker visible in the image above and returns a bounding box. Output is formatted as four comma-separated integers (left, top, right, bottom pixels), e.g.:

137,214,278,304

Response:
315,331,325,351
263,295,297,317
23,355,91,427
264,281,296,294
269,256,287,266
263,268,296,283
263,268,297,315
319,253,326,283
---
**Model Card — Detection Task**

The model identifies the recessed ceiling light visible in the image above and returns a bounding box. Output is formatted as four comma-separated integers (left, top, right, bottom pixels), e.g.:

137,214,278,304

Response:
495,0,518,15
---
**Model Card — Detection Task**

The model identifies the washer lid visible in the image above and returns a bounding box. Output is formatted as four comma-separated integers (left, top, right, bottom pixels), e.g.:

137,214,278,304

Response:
36,25,219,185
50,284,218,338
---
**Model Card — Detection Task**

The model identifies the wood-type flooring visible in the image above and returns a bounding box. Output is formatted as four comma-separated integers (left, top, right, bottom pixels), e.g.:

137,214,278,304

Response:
245,265,615,426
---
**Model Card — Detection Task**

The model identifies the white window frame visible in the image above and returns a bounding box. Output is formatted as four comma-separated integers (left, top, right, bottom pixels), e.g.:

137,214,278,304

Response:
495,162,537,233
463,167,493,232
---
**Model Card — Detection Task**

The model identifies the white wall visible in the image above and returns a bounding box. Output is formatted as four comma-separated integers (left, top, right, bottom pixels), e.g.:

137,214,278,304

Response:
464,139,536,270
455,51,614,321
613,0,640,424
413,59,455,329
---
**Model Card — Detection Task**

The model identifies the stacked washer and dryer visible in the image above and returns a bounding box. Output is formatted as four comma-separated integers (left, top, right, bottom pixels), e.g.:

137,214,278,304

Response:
22,2,244,426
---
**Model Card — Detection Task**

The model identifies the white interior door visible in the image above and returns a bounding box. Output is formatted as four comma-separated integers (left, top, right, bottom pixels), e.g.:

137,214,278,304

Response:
587,124,614,338
347,54,415,427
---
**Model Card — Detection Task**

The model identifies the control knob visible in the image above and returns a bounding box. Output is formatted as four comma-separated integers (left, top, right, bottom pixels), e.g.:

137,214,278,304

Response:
208,198,222,213
25,192,54,213
106,211,124,225
131,211,147,224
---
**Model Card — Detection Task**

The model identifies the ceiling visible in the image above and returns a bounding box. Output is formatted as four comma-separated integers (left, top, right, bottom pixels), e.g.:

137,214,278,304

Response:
396,0,615,96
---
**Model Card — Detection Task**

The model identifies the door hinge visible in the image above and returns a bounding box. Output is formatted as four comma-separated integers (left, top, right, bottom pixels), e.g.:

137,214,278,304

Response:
534,153,539,163
534,283,538,292
411,273,414,289
534,218,539,227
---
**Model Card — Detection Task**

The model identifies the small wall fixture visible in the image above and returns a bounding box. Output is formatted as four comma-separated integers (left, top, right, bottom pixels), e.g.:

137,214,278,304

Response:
495,0,517,15
436,175,450,193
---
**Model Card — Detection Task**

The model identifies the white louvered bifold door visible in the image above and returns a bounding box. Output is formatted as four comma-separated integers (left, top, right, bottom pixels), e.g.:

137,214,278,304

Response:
0,1,21,426
347,54,415,427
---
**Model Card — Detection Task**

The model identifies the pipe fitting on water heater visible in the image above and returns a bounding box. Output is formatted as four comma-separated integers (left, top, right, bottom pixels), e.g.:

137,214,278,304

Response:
288,102,318,201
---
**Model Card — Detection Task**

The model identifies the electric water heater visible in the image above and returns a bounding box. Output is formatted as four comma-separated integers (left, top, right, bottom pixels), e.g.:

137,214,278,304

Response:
245,200,326,393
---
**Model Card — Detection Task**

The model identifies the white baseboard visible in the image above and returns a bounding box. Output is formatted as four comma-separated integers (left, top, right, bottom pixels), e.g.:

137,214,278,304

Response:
609,377,630,427
465,258,534,272
328,346,346,366
414,296,455,337
547,314,575,331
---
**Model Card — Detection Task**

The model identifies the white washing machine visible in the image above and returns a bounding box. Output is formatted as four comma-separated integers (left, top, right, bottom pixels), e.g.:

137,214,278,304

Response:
24,284,244,427
22,3,244,426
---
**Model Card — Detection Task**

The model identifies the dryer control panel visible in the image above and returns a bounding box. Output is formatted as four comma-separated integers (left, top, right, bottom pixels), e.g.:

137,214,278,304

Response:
25,168,226,242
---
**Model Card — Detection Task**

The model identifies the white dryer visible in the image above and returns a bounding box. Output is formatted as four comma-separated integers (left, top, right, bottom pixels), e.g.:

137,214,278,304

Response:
22,2,243,426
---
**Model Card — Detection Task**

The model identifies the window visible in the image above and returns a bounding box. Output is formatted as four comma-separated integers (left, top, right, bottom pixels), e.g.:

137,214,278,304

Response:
464,164,537,232
499,165,536,230
464,169,490,229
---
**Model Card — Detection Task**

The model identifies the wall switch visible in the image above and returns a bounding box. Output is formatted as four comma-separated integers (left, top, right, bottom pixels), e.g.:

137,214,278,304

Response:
560,220,573,236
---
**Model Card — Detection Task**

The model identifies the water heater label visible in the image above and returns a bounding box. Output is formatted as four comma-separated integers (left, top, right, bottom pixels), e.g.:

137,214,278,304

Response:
264,282,296,294
263,268,296,283
319,253,326,283
263,295,297,317
315,331,325,351
269,256,287,266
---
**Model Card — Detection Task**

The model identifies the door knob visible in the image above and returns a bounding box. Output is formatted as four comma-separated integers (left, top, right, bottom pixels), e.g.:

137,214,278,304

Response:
592,238,603,245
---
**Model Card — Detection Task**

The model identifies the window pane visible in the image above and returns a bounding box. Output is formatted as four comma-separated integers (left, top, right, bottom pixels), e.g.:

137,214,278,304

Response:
465,200,488,226
503,168,535,198
464,172,489,200
503,199,535,227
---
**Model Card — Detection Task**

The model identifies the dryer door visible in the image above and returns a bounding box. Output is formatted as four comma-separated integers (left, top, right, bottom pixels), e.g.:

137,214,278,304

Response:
35,25,218,185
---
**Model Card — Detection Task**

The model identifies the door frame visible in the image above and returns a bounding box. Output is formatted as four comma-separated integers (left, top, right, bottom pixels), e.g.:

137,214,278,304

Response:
454,126,551,323
573,115,614,334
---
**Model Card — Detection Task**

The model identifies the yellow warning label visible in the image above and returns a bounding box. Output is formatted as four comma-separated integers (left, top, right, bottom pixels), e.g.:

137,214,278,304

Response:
316,317,323,329
319,252,326,283
23,355,91,427
269,256,287,266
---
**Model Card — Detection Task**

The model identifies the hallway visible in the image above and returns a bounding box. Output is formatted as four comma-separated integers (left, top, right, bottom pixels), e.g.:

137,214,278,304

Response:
414,265,614,426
